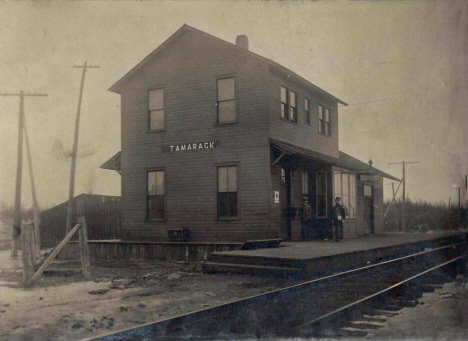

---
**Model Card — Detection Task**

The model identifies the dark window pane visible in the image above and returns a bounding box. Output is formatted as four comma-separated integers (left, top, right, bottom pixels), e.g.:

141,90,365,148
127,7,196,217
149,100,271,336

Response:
218,167,228,193
218,192,229,217
217,78,235,101
150,110,164,130
218,100,236,123
317,195,327,217
229,192,238,216
149,89,163,110
148,195,165,219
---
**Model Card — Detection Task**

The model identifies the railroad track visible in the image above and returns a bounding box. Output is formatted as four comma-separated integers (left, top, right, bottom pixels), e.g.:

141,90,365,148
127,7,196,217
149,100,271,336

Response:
85,241,466,340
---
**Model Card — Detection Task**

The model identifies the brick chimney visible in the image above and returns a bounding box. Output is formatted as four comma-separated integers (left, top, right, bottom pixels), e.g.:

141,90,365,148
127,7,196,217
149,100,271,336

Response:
236,35,249,51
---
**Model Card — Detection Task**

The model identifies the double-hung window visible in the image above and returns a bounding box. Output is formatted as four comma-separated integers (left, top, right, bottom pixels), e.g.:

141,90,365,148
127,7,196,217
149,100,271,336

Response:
218,166,238,218
289,90,297,122
149,89,164,131
318,104,331,136
304,98,310,125
217,77,236,123
280,86,297,122
147,170,165,220
333,172,357,218
281,86,288,119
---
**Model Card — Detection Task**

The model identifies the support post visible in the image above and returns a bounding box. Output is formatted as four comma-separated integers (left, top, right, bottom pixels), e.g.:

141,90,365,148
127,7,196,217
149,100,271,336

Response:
12,92,25,257
22,223,35,287
77,216,90,279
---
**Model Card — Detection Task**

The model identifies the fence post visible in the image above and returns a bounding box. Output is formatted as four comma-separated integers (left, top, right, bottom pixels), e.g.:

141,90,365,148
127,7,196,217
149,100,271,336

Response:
77,216,90,279
22,222,35,287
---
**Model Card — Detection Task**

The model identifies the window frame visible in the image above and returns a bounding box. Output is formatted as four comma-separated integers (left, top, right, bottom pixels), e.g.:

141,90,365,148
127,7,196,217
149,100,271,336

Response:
333,171,357,219
304,97,311,125
216,163,240,220
316,171,328,219
318,104,332,137
147,87,166,132
289,90,297,122
146,168,167,222
216,76,238,125
280,86,289,120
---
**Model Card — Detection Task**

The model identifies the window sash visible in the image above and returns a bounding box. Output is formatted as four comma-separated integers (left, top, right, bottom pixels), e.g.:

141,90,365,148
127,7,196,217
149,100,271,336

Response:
289,91,297,122
318,105,324,133
149,89,163,110
217,78,236,123
304,98,310,124
218,166,238,218
147,170,165,220
334,172,357,219
217,78,235,101
149,89,165,131
281,86,288,119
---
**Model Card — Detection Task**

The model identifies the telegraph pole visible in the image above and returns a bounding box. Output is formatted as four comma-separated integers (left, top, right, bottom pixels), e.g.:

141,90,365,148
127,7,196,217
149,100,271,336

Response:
65,62,99,233
388,160,420,233
0,91,47,257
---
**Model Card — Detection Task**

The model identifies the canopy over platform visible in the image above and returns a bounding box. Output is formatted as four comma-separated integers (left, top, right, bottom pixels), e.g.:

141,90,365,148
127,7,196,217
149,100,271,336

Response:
270,139,400,181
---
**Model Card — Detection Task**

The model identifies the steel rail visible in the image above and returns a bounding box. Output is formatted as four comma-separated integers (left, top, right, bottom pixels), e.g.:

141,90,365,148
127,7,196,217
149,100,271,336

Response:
84,241,465,341
298,254,466,329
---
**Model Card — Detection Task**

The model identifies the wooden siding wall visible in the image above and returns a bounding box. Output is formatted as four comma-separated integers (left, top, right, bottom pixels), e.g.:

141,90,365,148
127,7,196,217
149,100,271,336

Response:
268,73,339,159
40,195,121,248
119,30,273,242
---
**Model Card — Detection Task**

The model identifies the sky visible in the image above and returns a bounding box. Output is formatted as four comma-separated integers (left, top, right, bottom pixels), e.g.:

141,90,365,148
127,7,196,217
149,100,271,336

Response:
0,0,467,210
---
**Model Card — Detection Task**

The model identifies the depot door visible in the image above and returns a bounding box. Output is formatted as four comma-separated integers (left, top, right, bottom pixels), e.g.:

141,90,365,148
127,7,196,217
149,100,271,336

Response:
364,184,375,234
280,167,292,240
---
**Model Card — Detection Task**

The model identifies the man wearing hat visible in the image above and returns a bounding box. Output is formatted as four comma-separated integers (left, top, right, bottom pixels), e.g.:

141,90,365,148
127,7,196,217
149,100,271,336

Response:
299,196,312,241
332,196,346,242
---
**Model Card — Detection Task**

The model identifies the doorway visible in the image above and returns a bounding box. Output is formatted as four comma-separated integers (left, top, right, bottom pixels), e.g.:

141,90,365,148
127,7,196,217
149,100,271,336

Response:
280,167,292,240
364,184,375,234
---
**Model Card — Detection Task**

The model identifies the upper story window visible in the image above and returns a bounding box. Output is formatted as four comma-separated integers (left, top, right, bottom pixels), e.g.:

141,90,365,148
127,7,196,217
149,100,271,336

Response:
318,105,331,136
289,90,297,122
147,170,165,220
149,89,165,131
304,98,310,125
280,86,297,123
281,86,288,119
217,77,236,123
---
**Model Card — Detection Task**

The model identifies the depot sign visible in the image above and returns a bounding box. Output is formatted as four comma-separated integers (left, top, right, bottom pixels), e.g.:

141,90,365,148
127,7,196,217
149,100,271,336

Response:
162,141,220,153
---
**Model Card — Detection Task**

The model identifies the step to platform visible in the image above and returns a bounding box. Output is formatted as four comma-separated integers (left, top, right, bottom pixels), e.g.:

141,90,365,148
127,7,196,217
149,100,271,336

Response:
203,262,302,278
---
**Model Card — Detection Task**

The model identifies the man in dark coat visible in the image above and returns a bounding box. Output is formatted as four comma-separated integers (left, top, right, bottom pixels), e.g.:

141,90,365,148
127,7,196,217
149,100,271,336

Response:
299,196,312,241
332,196,346,242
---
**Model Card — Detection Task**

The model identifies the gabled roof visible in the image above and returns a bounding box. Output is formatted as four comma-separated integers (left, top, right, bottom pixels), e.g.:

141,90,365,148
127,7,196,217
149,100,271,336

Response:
270,139,400,181
109,24,347,105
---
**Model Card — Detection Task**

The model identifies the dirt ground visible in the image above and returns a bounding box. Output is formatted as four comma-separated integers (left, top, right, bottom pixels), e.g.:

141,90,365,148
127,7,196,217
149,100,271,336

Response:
0,257,299,341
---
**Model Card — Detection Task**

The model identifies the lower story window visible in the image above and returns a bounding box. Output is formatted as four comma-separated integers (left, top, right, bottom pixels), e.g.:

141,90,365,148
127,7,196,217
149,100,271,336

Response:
147,170,165,220
218,166,238,218
316,171,327,218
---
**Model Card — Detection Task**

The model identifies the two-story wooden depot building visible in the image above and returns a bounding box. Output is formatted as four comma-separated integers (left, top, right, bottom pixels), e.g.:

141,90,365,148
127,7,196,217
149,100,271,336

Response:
101,25,398,243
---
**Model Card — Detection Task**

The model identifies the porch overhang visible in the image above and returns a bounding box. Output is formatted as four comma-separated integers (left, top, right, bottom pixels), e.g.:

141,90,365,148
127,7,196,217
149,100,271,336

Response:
100,151,121,175
270,139,400,181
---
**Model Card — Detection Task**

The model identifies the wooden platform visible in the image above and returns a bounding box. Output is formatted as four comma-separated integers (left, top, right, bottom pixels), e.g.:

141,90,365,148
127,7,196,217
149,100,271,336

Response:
204,232,467,279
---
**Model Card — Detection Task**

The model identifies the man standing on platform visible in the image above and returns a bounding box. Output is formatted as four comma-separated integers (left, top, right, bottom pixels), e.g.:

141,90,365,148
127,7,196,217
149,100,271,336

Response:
333,196,346,242
300,196,312,241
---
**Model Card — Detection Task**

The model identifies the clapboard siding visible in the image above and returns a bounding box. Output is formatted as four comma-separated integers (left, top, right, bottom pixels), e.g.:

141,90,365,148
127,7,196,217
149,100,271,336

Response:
268,72,339,159
120,30,272,242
